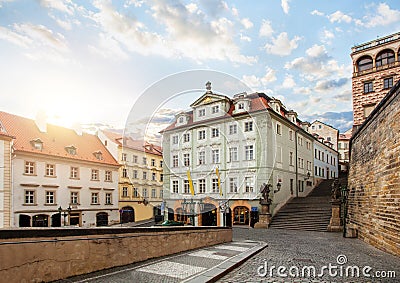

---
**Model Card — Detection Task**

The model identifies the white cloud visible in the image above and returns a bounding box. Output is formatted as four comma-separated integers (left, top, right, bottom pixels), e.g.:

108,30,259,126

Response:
124,0,144,8
321,28,335,44
357,3,400,27
241,18,253,29
88,32,129,60
281,0,290,14
259,19,274,38
285,44,348,83
242,74,262,89
242,67,277,89
149,0,256,64
328,11,352,23
90,0,255,64
239,33,251,42
282,74,296,88
185,3,198,13
264,32,301,56
0,26,32,48
39,0,75,15
261,67,277,84
311,10,324,16
231,7,239,16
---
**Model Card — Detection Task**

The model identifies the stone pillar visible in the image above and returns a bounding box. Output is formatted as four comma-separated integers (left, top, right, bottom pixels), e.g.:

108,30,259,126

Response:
254,199,271,229
327,200,342,232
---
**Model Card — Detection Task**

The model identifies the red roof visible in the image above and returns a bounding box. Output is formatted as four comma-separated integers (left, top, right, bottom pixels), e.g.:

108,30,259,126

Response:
161,93,273,133
0,111,119,166
102,130,162,156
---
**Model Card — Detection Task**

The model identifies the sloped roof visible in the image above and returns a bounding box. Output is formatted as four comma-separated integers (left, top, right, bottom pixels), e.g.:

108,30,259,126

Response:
102,130,162,156
161,92,273,133
0,111,119,166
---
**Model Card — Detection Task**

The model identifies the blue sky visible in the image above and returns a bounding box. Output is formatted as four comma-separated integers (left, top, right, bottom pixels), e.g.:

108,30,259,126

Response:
0,0,399,134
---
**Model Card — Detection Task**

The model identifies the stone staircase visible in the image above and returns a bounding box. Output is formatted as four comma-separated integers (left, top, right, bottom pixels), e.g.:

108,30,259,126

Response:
269,179,334,232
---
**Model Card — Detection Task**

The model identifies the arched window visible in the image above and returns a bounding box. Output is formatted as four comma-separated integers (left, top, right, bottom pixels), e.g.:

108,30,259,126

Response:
357,56,373,72
376,49,395,67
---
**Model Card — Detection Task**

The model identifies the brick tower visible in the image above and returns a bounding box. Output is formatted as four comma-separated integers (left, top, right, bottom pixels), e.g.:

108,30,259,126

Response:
351,32,400,130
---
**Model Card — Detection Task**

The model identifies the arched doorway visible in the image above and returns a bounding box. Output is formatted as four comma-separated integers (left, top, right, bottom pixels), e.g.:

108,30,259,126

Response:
167,208,174,220
225,208,232,227
201,203,217,226
51,213,61,227
19,214,31,227
32,214,49,227
154,206,163,223
233,206,249,225
121,206,135,223
96,212,108,226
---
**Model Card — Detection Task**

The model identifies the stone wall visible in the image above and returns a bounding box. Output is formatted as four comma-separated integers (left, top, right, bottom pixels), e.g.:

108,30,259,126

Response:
348,80,400,256
0,227,232,283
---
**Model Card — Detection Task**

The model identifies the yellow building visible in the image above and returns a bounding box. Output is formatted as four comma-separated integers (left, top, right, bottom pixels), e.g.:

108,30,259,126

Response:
99,131,163,223
0,130,14,228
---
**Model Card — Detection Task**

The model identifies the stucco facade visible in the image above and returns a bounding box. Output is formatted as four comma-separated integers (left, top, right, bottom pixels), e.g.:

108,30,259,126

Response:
0,133,13,228
0,111,120,227
161,87,316,227
99,131,163,223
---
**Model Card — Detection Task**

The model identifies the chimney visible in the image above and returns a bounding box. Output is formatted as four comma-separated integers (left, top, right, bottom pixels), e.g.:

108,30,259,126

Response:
35,110,47,133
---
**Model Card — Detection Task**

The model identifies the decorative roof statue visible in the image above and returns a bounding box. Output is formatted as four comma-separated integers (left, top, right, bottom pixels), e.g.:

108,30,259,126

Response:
206,81,212,93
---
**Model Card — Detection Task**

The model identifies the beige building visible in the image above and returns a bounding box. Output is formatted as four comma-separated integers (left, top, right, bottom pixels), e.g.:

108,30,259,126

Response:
0,130,13,228
0,111,120,228
310,121,339,151
338,129,352,173
99,131,164,223
351,32,400,129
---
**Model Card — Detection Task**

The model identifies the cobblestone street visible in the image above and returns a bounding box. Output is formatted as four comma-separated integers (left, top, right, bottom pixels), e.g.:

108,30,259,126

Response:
218,227,400,283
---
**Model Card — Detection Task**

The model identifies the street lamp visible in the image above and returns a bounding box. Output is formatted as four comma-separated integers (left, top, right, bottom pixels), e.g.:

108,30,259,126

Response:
274,182,282,193
219,200,229,227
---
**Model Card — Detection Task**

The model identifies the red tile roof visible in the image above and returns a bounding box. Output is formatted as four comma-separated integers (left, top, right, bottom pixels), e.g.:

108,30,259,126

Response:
102,130,162,156
0,111,119,166
161,92,277,133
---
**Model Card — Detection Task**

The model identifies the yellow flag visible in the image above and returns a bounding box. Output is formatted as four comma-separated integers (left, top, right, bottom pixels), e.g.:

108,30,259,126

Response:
187,170,195,196
216,167,222,196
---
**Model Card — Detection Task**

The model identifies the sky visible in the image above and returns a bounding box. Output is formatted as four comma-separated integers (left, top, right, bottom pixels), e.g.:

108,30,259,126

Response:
0,0,399,137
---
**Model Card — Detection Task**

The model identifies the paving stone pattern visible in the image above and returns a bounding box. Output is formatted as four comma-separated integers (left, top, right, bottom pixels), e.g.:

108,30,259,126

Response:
59,240,261,283
217,227,400,283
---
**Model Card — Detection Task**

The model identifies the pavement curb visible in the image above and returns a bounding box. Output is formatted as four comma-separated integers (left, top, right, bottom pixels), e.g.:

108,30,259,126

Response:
182,241,268,283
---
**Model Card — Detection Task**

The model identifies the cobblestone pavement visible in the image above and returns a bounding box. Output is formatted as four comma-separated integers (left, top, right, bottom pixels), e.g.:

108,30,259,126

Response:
57,240,266,283
217,227,400,283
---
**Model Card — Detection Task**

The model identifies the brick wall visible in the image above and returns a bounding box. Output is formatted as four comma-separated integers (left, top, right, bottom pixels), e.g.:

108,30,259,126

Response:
352,66,400,126
348,80,400,256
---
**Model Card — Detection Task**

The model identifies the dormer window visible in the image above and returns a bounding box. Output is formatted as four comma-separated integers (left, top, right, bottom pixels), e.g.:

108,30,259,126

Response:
199,109,205,117
238,103,244,110
275,105,279,112
30,138,43,151
65,145,77,155
211,105,219,114
179,117,184,123
93,150,103,160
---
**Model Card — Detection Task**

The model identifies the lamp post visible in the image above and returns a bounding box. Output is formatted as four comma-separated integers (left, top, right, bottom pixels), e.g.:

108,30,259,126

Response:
274,182,282,193
219,200,229,227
